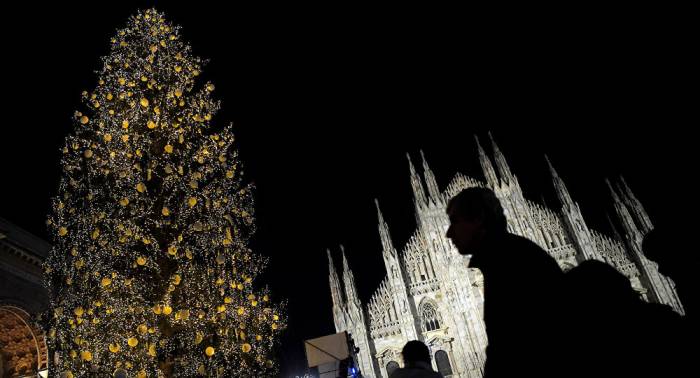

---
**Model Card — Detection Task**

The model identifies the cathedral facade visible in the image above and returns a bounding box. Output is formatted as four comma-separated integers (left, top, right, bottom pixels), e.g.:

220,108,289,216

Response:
327,134,683,378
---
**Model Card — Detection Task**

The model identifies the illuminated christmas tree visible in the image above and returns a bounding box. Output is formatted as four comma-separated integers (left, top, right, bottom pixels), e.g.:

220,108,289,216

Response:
43,8,285,377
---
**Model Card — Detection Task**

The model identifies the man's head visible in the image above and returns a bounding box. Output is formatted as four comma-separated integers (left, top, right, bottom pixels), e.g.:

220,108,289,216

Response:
401,340,431,366
446,187,507,255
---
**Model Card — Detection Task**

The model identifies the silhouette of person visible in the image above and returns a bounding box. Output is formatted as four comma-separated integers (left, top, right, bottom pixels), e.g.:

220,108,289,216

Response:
643,227,695,319
446,187,564,377
389,340,443,378
563,259,685,377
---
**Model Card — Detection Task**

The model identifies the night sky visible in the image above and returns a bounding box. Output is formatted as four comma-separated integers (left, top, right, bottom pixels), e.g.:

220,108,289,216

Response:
1,2,694,376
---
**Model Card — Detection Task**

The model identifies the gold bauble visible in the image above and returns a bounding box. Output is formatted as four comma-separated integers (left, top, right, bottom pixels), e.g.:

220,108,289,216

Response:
58,227,68,236
164,144,174,153
80,116,89,124
162,305,172,315
136,256,146,266
138,324,148,335
205,346,215,357
104,134,112,142
122,120,129,129
147,120,156,129
128,337,138,347
136,182,146,193
84,149,93,158
101,277,112,287
140,98,149,107
74,307,84,317
162,207,170,216
119,198,129,206
241,343,252,353
109,343,120,353
188,197,197,207
81,350,93,361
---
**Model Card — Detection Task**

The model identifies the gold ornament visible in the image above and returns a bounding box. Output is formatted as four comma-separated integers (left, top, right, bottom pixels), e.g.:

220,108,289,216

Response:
84,149,93,158
136,182,146,193
119,198,129,206
101,277,112,287
128,337,138,347
206,83,215,91
162,305,173,315
59,227,68,236
188,197,197,207
147,120,156,129
138,324,148,335
122,120,129,129
74,307,84,317
164,144,174,153
140,98,149,107
109,343,120,353
81,351,93,361
174,89,183,98
80,116,89,124
205,346,215,357
104,134,112,142
136,256,146,266
148,343,157,357
162,207,170,216
241,343,251,353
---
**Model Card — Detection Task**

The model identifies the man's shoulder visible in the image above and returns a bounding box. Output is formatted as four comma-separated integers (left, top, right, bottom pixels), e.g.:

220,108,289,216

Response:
502,233,562,270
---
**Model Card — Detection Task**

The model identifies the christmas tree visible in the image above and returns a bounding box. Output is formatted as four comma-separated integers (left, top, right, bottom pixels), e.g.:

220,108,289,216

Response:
43,8,285,377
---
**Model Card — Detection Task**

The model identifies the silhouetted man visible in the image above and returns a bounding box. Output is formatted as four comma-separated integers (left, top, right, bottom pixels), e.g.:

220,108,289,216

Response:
446,187,564,377
389,340,443,378
564,259,686,377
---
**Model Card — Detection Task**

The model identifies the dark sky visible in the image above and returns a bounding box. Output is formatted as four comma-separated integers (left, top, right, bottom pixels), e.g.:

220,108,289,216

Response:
0,2,695,376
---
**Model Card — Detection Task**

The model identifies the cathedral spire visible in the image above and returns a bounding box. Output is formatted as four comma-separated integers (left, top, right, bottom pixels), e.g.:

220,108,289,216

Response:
420,150,442,204
605,178,623,204
619,176,654,234
327,248,346,331
341,245,360,306
375,199,395,254
327,249,344,306
475,135,499,188
488,131,514,185
545,155,574,207
407,153,428,207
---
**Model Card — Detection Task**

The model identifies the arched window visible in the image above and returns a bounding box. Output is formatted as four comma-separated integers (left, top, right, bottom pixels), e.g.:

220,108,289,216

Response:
420,302,441,331
435,350,453,376
386,361,399,376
